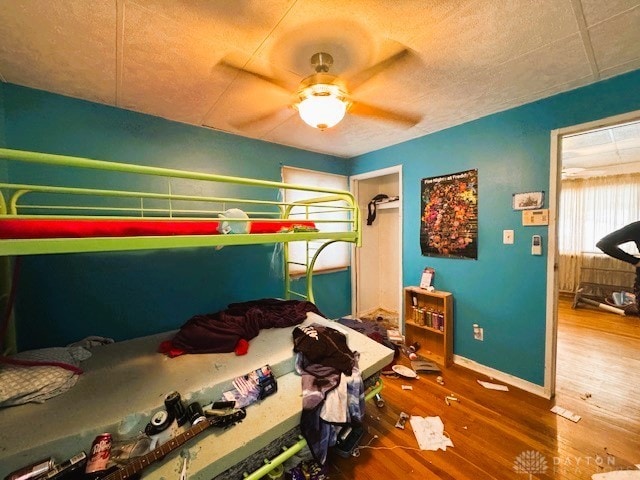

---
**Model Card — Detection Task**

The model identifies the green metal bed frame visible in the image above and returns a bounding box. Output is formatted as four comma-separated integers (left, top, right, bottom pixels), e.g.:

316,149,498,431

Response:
0,147,361,303
0,148,377,479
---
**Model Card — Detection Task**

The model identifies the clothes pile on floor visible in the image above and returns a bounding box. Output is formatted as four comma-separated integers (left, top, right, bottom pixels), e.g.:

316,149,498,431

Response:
337,317,399,373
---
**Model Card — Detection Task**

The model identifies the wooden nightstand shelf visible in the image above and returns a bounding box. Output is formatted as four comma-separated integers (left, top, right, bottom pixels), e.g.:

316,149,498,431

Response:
403,286,453,367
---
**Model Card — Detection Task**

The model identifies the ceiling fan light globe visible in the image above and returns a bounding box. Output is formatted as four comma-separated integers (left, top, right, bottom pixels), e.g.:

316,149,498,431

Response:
298,94,347,130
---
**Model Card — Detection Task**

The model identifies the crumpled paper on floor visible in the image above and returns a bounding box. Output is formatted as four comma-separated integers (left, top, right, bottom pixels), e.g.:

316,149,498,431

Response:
409,415,454,451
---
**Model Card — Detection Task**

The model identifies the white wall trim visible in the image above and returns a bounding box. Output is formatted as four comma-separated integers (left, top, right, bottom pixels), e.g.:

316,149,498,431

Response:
545,130,560,398
350,165,402,181
350,165,403,321
545,109,640,399
454,355,549,398
552,110,640,137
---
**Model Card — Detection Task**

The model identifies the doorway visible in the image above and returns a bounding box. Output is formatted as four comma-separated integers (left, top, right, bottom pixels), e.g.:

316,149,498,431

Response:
547,110,640,400
350,166,402,327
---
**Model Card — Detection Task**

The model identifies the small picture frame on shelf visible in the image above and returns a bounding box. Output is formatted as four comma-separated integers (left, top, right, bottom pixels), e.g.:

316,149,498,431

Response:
512,191,544,210
420,267,435,290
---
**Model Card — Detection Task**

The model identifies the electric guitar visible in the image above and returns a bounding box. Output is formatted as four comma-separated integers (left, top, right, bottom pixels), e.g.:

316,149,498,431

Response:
96,409,246,480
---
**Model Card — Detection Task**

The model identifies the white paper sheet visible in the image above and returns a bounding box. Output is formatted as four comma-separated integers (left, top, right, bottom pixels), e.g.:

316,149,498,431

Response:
550,405,581,423
409,416,454,451
477,380,509,391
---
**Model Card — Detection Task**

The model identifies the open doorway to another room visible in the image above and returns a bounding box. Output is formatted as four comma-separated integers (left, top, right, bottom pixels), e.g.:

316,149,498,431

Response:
350,167,402,331
547,112,640,463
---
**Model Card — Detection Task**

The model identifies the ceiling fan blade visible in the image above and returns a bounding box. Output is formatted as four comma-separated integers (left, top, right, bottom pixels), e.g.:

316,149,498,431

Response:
348,48,413,91
230,107,295,130
349,101,421,127
217,59,292,92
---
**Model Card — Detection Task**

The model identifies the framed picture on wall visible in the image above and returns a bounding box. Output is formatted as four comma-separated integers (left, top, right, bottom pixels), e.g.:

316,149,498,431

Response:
512,191,544,210
420,267,435,289
420,169,478,260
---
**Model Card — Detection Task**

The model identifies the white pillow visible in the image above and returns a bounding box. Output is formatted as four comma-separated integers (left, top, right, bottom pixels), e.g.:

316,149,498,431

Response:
0,346,90,407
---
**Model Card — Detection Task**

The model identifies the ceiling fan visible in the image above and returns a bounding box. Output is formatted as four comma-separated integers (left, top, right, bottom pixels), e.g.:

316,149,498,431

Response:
219,49,422,130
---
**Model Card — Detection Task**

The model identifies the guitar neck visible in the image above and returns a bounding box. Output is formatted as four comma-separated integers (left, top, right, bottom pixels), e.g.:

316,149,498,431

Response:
102,419,212,480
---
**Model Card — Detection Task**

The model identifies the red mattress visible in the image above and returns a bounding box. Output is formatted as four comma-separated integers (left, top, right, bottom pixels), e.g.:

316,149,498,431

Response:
0,218,316,239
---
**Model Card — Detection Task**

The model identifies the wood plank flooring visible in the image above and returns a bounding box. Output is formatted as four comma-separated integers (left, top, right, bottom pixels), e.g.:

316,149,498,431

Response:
327,296,640,479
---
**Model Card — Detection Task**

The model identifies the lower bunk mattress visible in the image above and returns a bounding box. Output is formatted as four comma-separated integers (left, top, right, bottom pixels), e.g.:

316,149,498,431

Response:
0,312,393,479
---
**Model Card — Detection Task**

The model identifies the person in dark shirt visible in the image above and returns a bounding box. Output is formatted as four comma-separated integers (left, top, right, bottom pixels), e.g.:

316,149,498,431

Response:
596,221,640,266
596,221,640,312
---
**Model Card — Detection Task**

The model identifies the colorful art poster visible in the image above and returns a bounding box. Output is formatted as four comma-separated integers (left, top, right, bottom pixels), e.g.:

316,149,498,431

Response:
420,169,478,259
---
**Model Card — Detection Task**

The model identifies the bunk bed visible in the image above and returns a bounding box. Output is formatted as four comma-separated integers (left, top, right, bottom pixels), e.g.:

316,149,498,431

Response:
0,148,394,479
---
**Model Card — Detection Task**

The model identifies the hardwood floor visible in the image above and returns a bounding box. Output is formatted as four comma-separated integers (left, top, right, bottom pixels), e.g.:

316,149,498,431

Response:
327,297,640,479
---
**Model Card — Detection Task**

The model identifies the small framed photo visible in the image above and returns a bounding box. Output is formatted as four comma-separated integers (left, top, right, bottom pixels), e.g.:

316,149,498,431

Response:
512,191,544,210
420,267,435,289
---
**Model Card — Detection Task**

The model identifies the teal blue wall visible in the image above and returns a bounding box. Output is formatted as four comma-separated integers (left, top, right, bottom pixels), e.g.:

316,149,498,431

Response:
3,84,351,349
0,82,5,148
4,68,640,384
351,68,640,386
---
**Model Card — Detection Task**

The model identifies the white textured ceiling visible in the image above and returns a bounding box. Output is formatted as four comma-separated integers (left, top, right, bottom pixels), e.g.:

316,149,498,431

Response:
1,0,639,158
562,120,640,177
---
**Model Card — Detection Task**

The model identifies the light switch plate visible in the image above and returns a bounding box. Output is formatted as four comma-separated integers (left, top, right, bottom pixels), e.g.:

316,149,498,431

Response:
503,229,514,244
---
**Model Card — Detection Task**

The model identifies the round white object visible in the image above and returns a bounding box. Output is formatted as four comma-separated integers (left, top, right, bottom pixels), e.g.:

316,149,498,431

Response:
218,208,250,234
392,364,417,378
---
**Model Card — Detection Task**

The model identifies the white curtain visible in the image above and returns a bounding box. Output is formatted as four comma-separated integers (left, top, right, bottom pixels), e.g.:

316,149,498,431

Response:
558,173,640,292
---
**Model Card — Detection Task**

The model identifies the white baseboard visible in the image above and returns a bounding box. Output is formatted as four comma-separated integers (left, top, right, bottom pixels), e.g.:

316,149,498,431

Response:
453,355,550,399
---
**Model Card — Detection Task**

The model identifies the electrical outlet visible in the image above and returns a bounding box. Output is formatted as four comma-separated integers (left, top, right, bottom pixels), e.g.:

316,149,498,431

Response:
473,324,484,341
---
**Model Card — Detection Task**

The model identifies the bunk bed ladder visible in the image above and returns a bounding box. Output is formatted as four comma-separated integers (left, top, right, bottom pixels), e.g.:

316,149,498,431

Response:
283,239,342,304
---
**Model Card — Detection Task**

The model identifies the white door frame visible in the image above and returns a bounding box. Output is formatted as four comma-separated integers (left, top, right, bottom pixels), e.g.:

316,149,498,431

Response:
350,165,403,322
545,109,640,398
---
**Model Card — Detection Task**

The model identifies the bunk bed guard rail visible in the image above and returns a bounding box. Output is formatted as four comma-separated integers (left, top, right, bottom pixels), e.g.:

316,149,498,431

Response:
0,148,361,306
0,147,360,250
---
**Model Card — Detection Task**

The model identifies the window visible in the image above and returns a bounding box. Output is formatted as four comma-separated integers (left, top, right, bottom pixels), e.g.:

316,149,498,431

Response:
281,166,350,275
557,172,640,291
559,173,640,256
